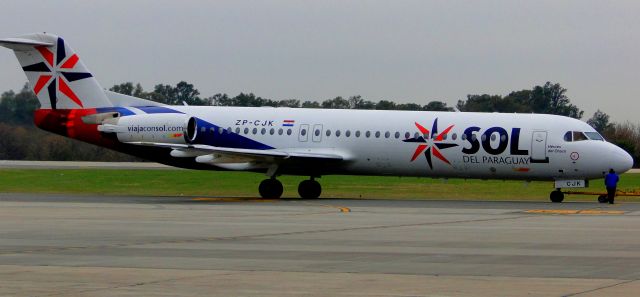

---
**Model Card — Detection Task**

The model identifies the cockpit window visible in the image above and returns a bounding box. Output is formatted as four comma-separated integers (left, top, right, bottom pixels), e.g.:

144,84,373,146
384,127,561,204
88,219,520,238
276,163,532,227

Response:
572,131,588,141
584,132,604,141
565,131,604,142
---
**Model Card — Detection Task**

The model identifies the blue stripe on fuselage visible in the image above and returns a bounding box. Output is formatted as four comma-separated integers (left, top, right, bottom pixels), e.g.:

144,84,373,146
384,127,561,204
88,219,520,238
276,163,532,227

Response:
193,118,274,150
96,107,136,116
99,106,274,150
135,106,184,114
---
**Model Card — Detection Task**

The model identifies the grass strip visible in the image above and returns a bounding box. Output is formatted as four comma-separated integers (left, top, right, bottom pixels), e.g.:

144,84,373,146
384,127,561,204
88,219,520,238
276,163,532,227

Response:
1,169,639,201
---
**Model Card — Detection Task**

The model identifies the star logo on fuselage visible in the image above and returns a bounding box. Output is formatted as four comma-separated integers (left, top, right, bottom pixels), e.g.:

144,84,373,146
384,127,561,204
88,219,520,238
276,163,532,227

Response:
403,118,458,169
21,37,92,109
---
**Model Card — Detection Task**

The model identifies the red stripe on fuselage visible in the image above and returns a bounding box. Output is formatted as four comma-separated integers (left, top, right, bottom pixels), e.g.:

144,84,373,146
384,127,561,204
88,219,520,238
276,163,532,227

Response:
411,144,427,161
436,125,454,141
34,109,109,147
414,122,429,136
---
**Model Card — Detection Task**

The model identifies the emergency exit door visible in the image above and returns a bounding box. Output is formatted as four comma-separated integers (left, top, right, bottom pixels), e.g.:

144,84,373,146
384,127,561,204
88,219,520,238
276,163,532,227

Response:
298,124,309,142
530,131,549,163
312,124,323,142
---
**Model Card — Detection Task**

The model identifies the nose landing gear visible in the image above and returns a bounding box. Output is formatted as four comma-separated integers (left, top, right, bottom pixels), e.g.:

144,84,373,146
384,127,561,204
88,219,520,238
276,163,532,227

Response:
549,189,564,203
598,195,609,203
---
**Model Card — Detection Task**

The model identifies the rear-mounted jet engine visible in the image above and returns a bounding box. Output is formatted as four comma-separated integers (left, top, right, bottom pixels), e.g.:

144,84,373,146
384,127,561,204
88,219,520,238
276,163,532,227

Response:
96,113,197,144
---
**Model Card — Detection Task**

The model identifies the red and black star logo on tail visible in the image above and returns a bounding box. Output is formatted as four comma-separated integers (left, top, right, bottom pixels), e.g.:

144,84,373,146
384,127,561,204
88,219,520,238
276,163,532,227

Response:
21,37,92,109
403,118,458,169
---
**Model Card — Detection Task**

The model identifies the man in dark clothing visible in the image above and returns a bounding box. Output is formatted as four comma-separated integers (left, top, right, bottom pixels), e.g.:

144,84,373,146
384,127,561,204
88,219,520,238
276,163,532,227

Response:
604,169,620,204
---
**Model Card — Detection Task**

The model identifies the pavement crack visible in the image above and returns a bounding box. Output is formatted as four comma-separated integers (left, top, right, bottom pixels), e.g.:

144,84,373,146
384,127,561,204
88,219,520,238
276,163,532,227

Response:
0,215,529,255
38,273,216,297
562,279,638,297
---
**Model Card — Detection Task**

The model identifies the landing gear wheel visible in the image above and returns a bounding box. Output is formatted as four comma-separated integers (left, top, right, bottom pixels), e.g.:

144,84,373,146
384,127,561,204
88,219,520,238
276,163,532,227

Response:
550,190,564,203
598,195,608,203
298,179,321,199
259,178,283,199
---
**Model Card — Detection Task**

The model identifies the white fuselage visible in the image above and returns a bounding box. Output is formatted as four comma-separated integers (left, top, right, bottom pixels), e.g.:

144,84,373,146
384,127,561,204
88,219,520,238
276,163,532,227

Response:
126,106,632,181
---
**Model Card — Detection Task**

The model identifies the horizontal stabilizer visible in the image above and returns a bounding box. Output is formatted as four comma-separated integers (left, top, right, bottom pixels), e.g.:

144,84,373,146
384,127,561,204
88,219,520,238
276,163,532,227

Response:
0,37,54,50
104,90,165,107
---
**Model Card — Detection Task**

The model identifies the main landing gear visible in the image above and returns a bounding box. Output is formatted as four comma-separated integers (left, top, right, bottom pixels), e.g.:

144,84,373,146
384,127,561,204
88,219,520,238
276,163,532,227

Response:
258,177,322,199
258,178,283,199
298,178,321,199
549,189,564,203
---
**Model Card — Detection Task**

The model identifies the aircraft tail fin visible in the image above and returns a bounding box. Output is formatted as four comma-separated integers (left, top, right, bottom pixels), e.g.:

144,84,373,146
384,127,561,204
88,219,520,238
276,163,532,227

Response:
0,33,113,109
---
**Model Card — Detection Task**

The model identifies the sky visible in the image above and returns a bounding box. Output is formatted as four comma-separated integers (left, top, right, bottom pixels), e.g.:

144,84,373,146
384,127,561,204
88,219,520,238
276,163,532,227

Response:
0,0,638,122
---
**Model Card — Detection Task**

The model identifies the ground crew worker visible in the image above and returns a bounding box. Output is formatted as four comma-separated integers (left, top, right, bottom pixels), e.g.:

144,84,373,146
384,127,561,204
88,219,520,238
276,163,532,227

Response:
604,169,620,204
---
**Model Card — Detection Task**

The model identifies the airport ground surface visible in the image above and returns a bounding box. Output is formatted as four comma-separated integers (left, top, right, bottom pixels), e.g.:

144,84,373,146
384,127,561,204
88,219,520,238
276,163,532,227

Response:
1,193,639,296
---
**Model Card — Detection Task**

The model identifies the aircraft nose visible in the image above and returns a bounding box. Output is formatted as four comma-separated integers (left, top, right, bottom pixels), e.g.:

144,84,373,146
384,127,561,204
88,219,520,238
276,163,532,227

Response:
610,144,634,173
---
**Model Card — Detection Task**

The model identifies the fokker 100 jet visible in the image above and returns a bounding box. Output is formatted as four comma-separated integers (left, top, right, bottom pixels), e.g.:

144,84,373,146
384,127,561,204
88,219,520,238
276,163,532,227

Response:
0,33,633,202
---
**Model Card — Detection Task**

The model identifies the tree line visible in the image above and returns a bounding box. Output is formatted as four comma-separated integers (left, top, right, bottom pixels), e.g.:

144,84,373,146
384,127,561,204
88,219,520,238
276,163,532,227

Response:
109,81,457,111
1,81,638,166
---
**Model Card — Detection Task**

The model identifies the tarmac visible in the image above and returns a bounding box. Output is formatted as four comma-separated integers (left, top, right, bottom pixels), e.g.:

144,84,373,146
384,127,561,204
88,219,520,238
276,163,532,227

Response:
0,193,639,296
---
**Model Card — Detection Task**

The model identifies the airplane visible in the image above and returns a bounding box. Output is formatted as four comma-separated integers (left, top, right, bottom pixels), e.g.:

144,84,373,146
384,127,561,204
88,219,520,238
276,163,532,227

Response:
0,33,633,202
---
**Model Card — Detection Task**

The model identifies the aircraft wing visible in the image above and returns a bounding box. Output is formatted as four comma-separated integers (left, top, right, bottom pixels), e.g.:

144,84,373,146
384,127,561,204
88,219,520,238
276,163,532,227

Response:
126,142,345,163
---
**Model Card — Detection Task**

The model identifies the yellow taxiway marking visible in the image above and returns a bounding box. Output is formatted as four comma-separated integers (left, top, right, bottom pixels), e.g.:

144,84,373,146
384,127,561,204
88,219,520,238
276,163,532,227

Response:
300,201,351,213
191,197,276,203
525,209,625,215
